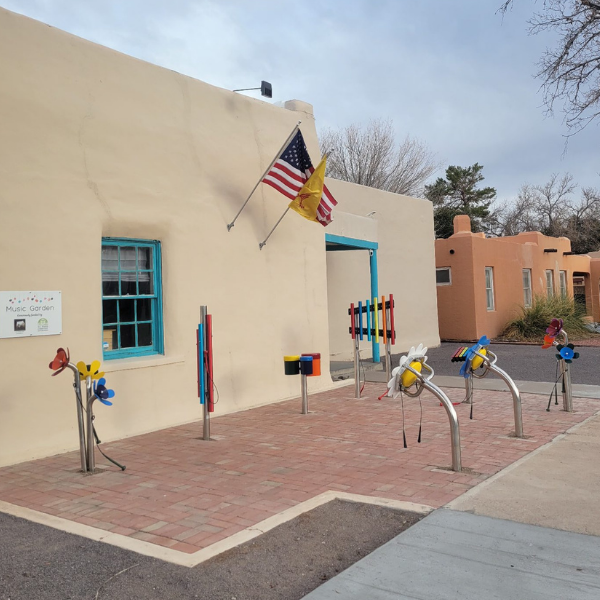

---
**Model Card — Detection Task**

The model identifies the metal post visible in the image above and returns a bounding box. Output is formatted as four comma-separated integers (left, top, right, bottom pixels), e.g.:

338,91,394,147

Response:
68,363,88,472
85,376,95,473
486,356,524,438
420,378,462,472
259,207,290,250
354,335,361,399
463,376,473,404
301,374,309,414
200,306,211,440
227,121,301,231
557,329,573,412
562,360,573,412
385,339,392,382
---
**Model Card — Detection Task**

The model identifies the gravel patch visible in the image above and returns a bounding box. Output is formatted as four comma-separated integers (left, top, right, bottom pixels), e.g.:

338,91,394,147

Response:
0,500,423,600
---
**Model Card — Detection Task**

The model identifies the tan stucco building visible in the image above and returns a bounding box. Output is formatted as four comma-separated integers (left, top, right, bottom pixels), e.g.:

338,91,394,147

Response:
0,8,440,468
435,215,600,341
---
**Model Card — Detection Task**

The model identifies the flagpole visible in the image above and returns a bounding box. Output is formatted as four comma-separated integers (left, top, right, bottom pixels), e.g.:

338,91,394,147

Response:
259,207,290,250
227,120,302,231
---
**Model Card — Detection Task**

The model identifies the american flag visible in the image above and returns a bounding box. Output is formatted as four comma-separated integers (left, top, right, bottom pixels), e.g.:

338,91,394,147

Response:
262,130,337,226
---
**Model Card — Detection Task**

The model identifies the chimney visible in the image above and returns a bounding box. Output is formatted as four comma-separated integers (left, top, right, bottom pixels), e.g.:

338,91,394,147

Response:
453,214,472,235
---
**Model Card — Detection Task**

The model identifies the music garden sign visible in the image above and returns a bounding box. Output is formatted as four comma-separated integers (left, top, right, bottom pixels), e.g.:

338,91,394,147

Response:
0,291,62,339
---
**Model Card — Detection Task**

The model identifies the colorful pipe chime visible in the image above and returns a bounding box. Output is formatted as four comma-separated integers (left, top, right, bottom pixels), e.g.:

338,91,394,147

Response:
197,316,214,412
348,295,396,398
283,353,321,414
348,294,396,344
196,308,215,440
49,348,124,473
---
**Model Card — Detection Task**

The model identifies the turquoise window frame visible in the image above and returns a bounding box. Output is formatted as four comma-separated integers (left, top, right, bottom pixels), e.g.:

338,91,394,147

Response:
101,238,164,360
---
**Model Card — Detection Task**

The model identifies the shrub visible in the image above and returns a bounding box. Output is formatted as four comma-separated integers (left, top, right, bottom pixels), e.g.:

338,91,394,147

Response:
500,295,593,342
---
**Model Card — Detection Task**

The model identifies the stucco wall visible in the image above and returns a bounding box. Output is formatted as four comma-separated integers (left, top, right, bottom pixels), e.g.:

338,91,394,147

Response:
325,180,440,360
435,219,600,340
0,9,337,467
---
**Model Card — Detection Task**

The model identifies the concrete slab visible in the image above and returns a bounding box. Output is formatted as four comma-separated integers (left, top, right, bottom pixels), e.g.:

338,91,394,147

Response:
449,413,600,536
303,510,600,599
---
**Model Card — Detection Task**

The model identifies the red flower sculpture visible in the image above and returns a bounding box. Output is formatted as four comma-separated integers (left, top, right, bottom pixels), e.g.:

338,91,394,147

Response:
49,348,70,376
546,318,563,337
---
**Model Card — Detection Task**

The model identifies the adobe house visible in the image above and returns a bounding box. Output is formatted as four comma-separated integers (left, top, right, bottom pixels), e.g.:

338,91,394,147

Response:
435,215,600,341
0,8,439,467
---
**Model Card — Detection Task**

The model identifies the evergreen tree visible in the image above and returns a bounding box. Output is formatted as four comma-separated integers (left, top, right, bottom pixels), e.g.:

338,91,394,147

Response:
425,164,497,238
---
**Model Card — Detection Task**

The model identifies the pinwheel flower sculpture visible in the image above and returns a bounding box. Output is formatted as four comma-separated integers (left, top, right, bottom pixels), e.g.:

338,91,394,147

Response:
556,343,579,364
547,318,563,337
386,343,428,398
460,335,490,378
542,318,564,349
49,348,70,376
93,378,115,406
542,334,556,349
77,360,105,381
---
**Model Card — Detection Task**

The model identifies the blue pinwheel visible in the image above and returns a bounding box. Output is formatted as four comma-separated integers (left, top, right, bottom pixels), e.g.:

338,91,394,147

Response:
460,335,491,378
556,343,579,364
93,377,115,406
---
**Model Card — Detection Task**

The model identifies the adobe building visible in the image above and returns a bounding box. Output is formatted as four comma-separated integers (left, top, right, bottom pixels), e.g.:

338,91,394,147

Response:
0,8,439,468
435,215,600,341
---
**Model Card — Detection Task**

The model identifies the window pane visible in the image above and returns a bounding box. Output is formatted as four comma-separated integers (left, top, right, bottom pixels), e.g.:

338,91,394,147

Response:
138,272,154,295
103,299,118,324
436,269,451,284
138,247,153,270
120,272,137,296
138,323,152,347
121,246,136,271
119,299,135,323
102,246,118,271
102,276,119,297
120,324,136,348
137,298,152,321
485,269,492,289
103,326,118,351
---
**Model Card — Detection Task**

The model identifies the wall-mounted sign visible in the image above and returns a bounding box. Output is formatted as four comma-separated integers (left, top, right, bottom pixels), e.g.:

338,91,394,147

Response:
0,291,62,339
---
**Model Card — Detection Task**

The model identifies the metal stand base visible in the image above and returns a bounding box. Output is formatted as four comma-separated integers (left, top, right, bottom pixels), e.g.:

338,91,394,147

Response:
301,374,309,414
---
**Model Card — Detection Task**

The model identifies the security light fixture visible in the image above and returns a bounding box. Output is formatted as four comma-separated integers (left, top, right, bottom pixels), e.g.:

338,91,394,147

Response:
233,81,273,98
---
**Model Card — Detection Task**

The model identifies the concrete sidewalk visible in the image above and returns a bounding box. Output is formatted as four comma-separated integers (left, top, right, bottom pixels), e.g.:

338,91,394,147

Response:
449,412,600,536
303,392,600,599
302,509,600,599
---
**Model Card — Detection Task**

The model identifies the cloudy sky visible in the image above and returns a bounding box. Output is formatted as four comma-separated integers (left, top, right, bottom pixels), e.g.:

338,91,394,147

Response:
2,0,598,202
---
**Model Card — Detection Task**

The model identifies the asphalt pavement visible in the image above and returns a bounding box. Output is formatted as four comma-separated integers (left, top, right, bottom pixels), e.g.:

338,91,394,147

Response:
383,342,600,385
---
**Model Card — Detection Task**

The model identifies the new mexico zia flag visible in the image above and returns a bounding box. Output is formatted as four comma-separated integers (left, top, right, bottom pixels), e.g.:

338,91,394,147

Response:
288,156,327,223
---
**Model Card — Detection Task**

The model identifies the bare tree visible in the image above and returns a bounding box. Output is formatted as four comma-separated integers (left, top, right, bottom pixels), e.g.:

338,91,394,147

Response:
496,185,540,235
532,172,577,235
319,119,439,198
497,172,600,252
499,1,600,135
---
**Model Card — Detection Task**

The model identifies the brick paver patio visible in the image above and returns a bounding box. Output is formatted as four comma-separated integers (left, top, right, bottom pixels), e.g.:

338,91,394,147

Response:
0,383,597,554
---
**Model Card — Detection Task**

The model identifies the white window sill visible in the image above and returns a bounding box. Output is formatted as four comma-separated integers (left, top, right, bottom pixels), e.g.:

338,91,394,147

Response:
103,354,185,373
